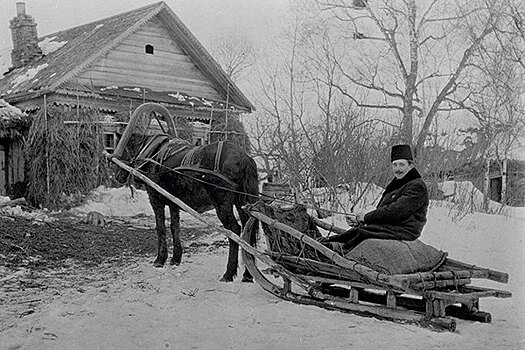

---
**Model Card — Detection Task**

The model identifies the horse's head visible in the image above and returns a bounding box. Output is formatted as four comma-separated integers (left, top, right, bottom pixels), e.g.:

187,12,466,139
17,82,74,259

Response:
113,133,149,184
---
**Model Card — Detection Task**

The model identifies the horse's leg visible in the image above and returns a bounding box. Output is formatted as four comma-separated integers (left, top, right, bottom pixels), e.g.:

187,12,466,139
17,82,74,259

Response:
152,201,168,267
215,204,241,282
237,205,254,283
169,205,183,266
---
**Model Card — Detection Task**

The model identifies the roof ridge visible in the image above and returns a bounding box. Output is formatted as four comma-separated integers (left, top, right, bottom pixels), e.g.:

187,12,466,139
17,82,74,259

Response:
39,2,165,40
47,2,166,92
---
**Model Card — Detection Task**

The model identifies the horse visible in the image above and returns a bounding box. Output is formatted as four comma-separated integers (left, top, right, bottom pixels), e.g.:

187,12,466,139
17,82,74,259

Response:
114,130,259,282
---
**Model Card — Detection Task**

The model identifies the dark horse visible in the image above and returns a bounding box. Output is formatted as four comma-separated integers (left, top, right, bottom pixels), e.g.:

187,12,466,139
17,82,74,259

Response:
113,105,259,282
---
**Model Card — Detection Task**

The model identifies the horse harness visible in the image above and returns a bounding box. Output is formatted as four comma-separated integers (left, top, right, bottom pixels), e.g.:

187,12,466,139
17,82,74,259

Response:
134,135,237,189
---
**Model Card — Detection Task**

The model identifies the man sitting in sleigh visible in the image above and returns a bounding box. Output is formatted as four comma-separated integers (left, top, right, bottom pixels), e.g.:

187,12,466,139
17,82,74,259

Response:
320,144,429,252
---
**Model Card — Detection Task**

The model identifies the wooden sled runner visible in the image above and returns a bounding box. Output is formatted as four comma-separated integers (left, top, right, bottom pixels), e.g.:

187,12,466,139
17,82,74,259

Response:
240,202,512,332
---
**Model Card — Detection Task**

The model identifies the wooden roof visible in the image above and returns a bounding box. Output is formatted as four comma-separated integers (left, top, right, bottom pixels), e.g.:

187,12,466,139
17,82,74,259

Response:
0,2,254,113
0,99,29,139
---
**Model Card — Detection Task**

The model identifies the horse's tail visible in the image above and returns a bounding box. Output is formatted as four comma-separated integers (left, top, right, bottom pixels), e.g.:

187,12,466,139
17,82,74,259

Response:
238,156,259,205
236,155,260,249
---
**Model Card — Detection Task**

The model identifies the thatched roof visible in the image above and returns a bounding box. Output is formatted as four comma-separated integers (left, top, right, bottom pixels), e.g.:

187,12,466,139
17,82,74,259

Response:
0,2,254,113
0,99,30,139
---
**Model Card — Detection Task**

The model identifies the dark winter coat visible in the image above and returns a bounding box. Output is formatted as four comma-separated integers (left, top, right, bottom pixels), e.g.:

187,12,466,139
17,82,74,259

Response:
361,167,429,241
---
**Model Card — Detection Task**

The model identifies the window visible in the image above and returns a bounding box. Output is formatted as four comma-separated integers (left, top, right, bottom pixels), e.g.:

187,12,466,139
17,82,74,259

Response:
103,132,117,152
145,44,154,54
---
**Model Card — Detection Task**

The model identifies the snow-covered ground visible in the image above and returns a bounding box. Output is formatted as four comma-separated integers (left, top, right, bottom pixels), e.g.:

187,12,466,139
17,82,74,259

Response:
1,184,524,349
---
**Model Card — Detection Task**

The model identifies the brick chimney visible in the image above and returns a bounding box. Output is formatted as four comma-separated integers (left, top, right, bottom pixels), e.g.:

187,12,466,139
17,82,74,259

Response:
10,2,42,68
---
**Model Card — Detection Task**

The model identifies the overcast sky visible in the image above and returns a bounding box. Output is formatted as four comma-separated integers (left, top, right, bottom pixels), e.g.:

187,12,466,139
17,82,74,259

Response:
0,0,287,51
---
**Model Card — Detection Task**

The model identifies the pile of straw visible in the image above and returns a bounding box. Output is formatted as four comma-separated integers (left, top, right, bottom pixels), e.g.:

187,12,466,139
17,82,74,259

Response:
25,105,109,208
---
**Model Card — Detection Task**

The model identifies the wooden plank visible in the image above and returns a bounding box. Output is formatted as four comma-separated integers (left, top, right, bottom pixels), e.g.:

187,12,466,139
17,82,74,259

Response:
319,294,456,332
117,40,186,56
295,274,388,291
98,53,195,69
444,258,509,283
310,281,493,324
411,278,471,290
395,270,482,282
110,44,188,58
459,285,512,298
88,64,205,85
424,288,511,305
76,71,221,99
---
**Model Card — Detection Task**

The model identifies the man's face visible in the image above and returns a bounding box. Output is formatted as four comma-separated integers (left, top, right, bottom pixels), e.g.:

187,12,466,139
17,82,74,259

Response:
392,159,414,179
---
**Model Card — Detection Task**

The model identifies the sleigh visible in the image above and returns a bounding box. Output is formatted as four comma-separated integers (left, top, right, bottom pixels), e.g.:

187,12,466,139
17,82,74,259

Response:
239,201,511,332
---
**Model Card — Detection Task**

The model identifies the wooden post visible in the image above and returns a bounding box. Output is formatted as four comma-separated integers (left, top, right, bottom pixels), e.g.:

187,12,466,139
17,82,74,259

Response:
44,94,50,198
483,158,490,211
349,288,359,303
386,291,397,308
501,158,507,205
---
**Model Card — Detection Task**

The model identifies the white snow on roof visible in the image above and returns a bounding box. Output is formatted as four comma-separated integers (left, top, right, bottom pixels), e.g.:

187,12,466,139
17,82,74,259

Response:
10,63,48,89
168,92,186,101
39,36,68,55
0,98,24,120
201,98,213,106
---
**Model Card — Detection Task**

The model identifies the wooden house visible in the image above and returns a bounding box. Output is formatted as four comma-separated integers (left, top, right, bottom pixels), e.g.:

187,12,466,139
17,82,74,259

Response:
0,2,254,200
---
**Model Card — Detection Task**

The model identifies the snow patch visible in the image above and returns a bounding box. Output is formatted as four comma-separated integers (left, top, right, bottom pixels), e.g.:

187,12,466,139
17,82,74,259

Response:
10,63,49,88
169,92,186,102
123,87,141,92
39,36,67,55
438,181,503,213
70,186,154,217
0,99,24,120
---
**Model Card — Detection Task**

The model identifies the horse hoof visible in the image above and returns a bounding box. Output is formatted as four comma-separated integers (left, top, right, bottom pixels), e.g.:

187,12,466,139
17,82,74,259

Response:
220,276,234,283
153,261,164,268
241,276,254,283
170,259,181,266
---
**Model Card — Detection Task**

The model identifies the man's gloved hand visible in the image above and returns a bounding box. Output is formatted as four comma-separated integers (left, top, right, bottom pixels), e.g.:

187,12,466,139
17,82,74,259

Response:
345,213,364,227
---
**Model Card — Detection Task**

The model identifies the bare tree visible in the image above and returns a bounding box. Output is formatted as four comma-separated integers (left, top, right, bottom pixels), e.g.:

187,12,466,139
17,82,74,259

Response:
245,10,394,212
314,0,519,156
208,34,256,83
